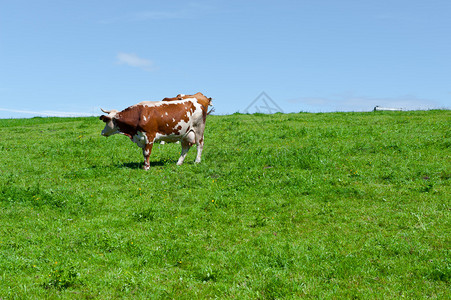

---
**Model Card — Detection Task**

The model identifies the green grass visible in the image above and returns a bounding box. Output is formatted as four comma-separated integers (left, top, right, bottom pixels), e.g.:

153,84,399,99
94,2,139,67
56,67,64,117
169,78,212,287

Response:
0,110,449,299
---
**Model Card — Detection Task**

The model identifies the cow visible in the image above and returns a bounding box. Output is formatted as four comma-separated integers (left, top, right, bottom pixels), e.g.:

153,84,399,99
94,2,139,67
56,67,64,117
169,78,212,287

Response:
162,92,212,104
100,93,212,170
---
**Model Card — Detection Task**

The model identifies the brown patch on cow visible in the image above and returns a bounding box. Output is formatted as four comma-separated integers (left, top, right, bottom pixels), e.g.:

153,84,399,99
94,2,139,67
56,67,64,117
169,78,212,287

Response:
108,101,192,139
114,105,143,139
161,96,180,102
124,101,197,137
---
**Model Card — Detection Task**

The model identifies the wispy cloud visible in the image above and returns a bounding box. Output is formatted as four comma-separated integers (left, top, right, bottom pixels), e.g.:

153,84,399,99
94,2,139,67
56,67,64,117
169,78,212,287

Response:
0,108,95,118
116,52,155,71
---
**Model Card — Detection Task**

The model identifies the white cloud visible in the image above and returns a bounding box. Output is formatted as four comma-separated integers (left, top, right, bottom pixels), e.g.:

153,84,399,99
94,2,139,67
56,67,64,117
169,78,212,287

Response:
116,52,155,71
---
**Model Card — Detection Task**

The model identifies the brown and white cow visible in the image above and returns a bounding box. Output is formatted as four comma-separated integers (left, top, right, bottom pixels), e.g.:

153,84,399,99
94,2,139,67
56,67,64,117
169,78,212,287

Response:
100,93,211,170
162,92,212,104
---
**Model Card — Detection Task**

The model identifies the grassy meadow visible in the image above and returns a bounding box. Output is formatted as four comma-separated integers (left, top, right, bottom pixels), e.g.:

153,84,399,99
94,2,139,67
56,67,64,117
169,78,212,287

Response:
0,110,450,299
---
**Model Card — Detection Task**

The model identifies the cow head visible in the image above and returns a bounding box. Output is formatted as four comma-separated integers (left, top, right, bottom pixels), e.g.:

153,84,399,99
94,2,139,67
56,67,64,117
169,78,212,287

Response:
100,108,119,137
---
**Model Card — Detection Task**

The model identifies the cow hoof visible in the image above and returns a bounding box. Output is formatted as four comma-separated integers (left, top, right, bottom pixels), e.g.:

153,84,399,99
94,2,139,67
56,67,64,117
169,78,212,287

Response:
176,161,183,166
143,165,150,170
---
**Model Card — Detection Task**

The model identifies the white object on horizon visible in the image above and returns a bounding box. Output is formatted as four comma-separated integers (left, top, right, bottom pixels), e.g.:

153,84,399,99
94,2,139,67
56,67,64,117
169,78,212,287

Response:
373,106,403,111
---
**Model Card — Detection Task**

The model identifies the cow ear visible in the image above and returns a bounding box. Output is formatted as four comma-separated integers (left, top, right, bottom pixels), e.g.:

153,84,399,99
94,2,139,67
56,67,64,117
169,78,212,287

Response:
100,115,111,122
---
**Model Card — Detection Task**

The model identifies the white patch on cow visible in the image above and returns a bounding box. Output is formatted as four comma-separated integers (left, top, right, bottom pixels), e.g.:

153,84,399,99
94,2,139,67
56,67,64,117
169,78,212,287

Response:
165,112,168,116
180,94,185,97
173,118,190,133
172,100,202,134
132,131,148,148
154,132,181,143
143,115,147,121
138,101,167,108
137,98,197,109
185,131,196,144
172,118,175,122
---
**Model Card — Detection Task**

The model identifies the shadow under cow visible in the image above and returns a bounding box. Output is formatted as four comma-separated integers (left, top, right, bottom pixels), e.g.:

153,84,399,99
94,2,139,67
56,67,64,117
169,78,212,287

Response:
118,161,167,169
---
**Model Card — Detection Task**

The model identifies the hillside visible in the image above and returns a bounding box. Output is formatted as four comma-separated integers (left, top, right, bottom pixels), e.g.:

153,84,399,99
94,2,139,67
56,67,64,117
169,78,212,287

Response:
0,110,449,298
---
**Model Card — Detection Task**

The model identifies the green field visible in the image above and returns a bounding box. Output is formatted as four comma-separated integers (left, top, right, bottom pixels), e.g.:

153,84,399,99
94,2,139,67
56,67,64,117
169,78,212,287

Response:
0,110,449,299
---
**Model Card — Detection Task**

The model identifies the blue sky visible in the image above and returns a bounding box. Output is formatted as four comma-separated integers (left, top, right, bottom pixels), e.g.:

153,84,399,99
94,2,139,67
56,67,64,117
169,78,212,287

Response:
1,0,450,118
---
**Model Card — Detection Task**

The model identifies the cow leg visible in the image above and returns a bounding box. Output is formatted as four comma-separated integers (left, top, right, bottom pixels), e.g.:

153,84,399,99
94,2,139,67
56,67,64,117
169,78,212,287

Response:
177,131,195,165
195,136,204,163
142,143,154,170
177,141,191,166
